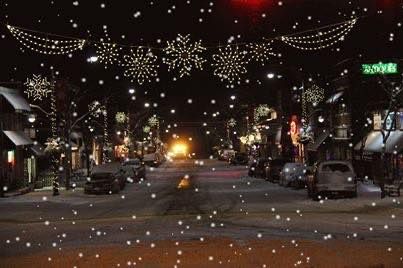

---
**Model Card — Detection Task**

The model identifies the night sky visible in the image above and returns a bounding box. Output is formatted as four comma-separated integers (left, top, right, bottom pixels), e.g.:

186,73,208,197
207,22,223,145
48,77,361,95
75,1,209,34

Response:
0,0,402,152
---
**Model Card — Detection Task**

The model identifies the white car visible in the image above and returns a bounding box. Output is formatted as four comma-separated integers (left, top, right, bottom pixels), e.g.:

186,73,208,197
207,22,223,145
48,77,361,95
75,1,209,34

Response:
307,161,357,200
279,162,306,188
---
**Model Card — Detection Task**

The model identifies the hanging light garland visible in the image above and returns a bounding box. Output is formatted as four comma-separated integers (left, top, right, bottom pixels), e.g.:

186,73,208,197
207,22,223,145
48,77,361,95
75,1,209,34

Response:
7,25,86,55
280,19,357,50
246,40,277,66
212,45,248,86
163,34,206,78
122,47,159,85
24,74,52,101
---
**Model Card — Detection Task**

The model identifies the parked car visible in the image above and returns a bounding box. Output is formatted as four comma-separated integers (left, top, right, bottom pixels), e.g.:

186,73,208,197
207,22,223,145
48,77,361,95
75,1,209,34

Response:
248,158,269,178
84,172,124,194
229,152,249,165
279,162,307,188
121,158,146,182
307,161,357,200
143,152,163,167
265,158,289,182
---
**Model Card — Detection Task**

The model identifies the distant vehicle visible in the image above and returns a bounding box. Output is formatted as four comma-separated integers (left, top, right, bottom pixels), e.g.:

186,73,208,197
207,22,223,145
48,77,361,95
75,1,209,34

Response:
84,172,124,194
121,158,146,182
279,162,307,188
229,152,249,165
168,142,189,160
248,158,269,178
307,161,357,200
218,149,236,161
265,158,289,182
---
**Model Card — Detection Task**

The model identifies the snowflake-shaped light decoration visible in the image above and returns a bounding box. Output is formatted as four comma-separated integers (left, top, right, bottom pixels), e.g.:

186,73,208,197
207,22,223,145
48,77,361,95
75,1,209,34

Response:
88,100,104,118
304,84,325,106
254,104,271,123
143,125,151,133
148,116,159,127
24,74,52,101
95,42,121,67
212,45,248,86
115,112,127,124
163,34,206,78
122,47,158,85
227,118,237,128
246,41,277,66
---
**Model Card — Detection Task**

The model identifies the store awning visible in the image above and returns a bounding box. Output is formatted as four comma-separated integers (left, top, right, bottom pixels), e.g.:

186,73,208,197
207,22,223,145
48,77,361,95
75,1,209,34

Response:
354,130,403,154
306,130,330,151
0,86,31,112
326,91,344,104
3,131,33,146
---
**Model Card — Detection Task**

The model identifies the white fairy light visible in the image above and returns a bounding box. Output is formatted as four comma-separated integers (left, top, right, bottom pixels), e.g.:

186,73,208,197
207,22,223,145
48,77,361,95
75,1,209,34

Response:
212,45,248,85
163,34,206,77
24,74,52,101
122,47,158,85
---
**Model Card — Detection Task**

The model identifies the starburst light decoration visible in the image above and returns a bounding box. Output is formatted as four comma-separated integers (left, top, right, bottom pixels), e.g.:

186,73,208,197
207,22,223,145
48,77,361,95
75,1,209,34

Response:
148,116,159,127
246,41,277,66
212,45,248,85
254,104,272,123
24,74,52,101
95,42,121,67
122,47,158,85
304,84,325,106
88,100,105,118
163,34,206,78
227,118,237,128
143,126,151,134
115,112,127,124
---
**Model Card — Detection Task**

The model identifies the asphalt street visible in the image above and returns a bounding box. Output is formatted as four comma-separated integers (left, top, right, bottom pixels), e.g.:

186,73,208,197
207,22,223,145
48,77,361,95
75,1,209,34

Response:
0,159,402,263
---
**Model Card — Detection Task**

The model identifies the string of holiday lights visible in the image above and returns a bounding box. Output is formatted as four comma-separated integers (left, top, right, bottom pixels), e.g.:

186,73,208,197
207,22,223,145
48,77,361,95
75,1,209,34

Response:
280,19,357,50
7,25,86,55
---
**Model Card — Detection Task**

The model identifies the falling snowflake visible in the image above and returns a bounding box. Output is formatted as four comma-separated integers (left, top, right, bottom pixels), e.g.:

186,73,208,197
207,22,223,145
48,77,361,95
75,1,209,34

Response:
24,74,52,101
163,34,206,77
122,47,158,85
95,42,121,67
246,41,277,66
115,112,127,123
212,45,248,85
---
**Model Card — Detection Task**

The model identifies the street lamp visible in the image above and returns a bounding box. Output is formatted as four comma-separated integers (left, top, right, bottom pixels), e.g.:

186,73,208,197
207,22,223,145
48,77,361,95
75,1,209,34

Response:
87,56,98,63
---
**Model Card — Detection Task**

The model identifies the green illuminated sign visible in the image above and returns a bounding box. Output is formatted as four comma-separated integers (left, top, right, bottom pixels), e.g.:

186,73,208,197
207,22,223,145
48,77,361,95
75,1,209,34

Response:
362,62,398,75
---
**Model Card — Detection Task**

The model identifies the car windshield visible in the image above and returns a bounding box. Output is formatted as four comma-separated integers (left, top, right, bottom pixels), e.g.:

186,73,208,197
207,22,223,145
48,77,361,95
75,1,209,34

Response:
321,163,351,173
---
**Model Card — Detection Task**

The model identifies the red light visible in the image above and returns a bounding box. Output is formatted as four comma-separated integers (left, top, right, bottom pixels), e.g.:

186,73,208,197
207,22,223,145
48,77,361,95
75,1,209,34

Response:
232,0,269,9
